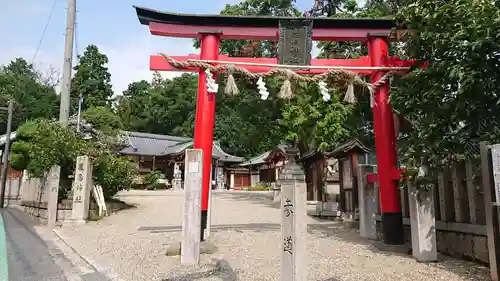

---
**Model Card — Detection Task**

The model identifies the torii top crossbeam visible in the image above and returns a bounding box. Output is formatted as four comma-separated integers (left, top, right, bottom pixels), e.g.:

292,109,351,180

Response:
135,6,402,41
134,5,415,246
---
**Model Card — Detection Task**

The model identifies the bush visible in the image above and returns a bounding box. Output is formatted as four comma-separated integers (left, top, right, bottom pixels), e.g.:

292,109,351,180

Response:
11,118,139,201
247,182,271,191
94,154,137,199
143,171,161,190
148,182,167,190
11,119,85,178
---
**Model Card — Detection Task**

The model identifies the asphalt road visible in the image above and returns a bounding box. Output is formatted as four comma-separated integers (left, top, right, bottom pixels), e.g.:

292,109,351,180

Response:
1,208,70,281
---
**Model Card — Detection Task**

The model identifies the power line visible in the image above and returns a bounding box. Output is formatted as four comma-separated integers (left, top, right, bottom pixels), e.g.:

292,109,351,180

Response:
31,0,59,63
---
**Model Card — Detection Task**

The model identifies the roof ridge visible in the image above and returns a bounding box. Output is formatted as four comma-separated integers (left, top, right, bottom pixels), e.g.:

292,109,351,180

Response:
123,131,192,141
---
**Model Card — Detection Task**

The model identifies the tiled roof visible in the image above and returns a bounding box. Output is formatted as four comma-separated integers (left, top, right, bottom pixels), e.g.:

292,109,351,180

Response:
120,131,191,156
161,140,244,163
120,131,244,163
240,144,288,166
239,150,271,166
213,141,245,162
325,138,371,159
1,129,243,163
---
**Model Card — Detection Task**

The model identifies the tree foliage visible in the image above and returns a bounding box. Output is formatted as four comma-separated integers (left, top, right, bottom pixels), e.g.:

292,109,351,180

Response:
10,118,137,200
116,73,198,136
5,0,497,195
392,0,500,163
280,83,353,152
93,152,137,199
82,106,123,135
0,58,59,132
10,119,83,178
71,45,114,112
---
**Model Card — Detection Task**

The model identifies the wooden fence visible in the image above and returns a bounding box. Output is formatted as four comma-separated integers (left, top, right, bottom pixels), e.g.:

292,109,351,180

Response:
369,159,490,263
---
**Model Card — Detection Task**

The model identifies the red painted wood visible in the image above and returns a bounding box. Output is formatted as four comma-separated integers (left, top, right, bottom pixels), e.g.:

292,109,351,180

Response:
369,37,401,214
149,21,393,41
365,169,404,183
150,54,418,74
192,35,219,211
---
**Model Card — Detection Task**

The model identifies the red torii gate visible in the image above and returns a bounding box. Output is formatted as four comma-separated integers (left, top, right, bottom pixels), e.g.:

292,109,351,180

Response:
135,6,417,245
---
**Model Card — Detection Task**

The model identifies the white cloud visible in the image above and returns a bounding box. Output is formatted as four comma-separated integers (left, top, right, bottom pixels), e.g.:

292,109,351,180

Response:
100,36,196,95
0,35,196,96
1,36,322,97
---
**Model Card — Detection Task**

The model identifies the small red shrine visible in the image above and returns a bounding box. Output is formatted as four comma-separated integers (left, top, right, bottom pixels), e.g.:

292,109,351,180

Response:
135,6,419,245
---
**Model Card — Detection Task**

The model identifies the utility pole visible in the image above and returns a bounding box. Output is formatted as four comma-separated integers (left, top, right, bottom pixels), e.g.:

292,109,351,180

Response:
59,0,76,124
0,101,14,208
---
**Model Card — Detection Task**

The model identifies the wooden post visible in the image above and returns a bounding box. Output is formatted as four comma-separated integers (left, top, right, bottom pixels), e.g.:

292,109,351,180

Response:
280,147,307,281
47,166,61,227
206,158,215,239
451,164,469,222
357,164,377,239
480,142,500,281
437,169,454,221
465,161,478,224
181,149,203,265
408,182,437,262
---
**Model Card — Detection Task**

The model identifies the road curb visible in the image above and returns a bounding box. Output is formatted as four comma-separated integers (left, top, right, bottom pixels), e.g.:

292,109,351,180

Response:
0,215,9,281
53,228,126,281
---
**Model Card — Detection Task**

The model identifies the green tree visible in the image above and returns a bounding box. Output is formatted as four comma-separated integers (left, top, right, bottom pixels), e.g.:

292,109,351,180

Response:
82,106,123,135
118,73,198,135
10,118,137,200
392,0,500,163
219,0,359,154
0,58,59,132
93,152,137,199
215,0,301,58
280,83,353,153
10,119,86,197
71,45,114,112
116,79,150,131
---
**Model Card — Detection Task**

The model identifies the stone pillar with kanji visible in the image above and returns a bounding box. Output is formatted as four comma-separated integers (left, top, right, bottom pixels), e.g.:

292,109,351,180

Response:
280,146,307,281
71,156,93,222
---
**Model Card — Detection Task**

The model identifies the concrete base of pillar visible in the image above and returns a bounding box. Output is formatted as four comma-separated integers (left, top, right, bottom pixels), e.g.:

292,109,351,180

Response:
408,183,438,262
272,188,281,202
172,179,183,191
64,219,86,225
311,201,340,217
359,187,377,239
165,241,219,257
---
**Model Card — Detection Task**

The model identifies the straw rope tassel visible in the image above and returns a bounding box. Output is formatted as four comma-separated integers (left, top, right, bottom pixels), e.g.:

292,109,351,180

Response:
224,67,240,96
279,70,294,99
343,82,356,104
279,79,293,99
369,88,375,108
224,68,239,96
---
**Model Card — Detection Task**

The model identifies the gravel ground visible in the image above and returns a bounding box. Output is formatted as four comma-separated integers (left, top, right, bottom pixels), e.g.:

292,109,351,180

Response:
56,190,489,281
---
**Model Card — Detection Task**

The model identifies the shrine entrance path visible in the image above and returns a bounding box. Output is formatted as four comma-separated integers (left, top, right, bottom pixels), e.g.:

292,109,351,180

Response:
56,190,489,281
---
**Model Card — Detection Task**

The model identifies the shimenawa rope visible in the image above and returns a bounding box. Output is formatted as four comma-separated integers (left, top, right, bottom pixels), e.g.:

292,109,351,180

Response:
159,53,394,105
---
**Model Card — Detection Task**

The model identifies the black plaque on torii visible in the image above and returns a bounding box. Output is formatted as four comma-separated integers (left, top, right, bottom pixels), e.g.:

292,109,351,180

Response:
278,20,313,66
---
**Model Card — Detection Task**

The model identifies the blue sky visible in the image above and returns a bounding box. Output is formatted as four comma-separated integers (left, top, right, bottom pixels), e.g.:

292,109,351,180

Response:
0,0,335,94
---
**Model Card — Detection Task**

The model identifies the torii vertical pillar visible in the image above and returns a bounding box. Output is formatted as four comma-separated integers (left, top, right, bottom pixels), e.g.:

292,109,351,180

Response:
193,33,220,241
368,35,404,245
